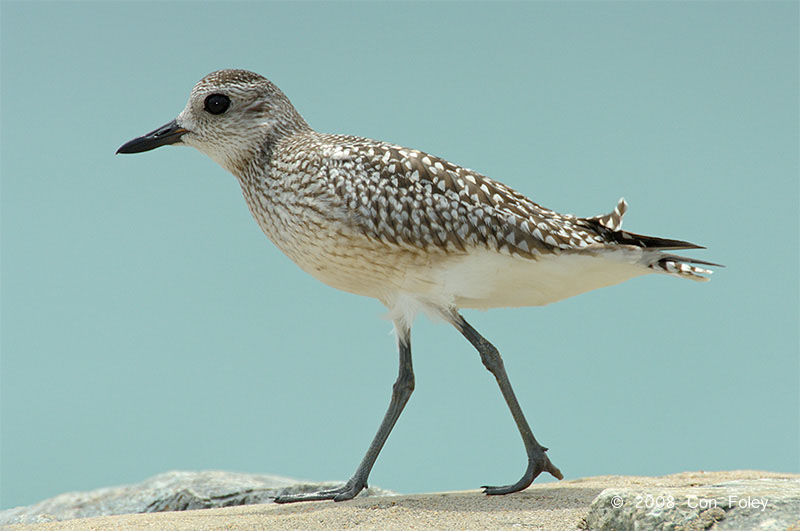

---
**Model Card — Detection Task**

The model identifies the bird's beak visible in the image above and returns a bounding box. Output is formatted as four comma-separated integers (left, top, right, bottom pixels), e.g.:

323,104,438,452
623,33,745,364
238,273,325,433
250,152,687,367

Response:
116,119,189,154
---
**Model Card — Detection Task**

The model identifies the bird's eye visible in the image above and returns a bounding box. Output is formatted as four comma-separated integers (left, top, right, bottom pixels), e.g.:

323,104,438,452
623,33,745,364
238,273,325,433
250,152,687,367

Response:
204,94,231,115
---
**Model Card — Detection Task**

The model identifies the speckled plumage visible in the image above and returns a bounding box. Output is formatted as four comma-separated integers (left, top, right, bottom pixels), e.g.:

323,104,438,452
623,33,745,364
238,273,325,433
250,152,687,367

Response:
165,69,717,321
117,69,720,502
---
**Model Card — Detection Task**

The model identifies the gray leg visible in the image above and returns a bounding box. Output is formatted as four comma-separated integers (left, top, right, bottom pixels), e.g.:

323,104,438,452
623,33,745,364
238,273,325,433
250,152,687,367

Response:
452,312,563,494
274,321,414,503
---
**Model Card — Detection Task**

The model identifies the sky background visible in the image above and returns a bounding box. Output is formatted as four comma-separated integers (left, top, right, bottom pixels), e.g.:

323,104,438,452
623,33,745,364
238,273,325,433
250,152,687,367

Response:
1,1,798,511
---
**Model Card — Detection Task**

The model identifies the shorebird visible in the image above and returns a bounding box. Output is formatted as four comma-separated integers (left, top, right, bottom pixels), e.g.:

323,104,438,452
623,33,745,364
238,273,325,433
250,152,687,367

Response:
117,69,719,503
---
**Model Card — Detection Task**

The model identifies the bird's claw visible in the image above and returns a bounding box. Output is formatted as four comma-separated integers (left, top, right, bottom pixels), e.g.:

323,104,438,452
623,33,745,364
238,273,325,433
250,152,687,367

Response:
481,448,562,495
273,480,366,504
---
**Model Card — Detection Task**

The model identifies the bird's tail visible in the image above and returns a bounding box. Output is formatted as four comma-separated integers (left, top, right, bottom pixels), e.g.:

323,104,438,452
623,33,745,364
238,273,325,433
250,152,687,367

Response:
647,254,720,282
584,197,723,282
588,197,628,231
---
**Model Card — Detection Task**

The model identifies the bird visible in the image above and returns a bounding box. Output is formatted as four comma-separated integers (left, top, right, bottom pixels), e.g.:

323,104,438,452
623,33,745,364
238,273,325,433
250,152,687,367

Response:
117,69,720,503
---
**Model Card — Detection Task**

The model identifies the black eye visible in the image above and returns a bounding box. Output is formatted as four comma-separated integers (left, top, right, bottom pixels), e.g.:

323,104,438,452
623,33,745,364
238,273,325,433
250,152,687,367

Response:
204,94,230,115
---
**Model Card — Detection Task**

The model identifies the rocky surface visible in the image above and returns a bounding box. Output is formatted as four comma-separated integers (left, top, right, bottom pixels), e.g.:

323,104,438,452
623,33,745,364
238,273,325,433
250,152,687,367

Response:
0,470,394,525
4,470,798,530
585,478,800,531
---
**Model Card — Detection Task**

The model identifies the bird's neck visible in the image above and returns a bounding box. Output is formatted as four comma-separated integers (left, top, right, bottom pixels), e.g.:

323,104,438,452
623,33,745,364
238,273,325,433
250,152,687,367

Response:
227,118,312,180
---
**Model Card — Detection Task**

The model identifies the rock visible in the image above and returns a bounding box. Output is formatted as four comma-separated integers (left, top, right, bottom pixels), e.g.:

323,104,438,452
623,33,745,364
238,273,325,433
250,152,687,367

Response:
0,470,394,525
584,478,800,530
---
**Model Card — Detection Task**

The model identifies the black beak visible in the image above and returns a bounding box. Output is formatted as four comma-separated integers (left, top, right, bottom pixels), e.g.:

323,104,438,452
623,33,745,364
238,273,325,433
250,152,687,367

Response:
116,119,189,154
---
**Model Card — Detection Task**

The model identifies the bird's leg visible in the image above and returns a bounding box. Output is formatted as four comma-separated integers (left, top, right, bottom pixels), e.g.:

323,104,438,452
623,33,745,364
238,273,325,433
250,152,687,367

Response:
274,321,414,503
451,312,563,494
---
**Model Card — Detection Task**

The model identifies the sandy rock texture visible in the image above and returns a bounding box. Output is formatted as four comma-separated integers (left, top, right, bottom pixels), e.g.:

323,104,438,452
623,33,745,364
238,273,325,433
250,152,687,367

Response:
4,470,798,530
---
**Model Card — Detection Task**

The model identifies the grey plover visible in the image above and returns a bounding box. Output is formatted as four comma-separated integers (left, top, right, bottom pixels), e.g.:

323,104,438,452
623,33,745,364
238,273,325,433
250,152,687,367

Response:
117,69,720,503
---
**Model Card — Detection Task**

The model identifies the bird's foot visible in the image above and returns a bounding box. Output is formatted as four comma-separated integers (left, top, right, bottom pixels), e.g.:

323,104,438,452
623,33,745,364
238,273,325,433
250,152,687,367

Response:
273,478,366,504
482,447,563,495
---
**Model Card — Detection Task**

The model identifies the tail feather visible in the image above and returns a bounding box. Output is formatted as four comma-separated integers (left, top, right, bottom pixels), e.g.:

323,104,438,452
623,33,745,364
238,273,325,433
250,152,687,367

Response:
613,231,706,251
587,197,628,231
583,198,703,250
583,197,723,281
648,253,723,281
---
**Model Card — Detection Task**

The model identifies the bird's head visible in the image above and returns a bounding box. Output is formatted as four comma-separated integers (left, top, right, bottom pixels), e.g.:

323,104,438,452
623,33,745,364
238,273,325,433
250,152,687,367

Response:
117,69,309,176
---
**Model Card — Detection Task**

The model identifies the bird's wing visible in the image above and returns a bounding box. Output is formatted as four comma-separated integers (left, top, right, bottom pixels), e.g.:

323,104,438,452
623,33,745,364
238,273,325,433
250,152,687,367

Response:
318,136,701,258
319,137,560,257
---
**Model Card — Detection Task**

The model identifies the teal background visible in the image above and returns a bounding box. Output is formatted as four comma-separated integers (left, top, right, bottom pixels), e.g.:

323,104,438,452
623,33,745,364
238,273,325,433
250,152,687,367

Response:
1,1,798,510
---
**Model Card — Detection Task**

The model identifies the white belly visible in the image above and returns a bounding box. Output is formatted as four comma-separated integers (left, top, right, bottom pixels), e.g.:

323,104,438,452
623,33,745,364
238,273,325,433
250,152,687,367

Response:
435,248,651,310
